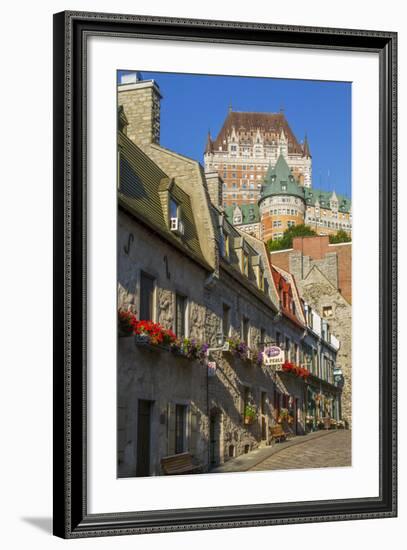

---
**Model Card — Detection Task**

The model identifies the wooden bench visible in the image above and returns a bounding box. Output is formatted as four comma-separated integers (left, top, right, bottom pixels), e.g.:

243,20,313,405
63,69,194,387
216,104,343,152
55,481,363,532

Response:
160,452,202,475
270,425,290,443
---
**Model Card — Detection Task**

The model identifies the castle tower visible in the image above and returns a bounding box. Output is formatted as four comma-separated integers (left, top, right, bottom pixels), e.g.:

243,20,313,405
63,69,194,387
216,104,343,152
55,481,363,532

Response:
301,134,312,188
204,109,313,208
258,154,305,242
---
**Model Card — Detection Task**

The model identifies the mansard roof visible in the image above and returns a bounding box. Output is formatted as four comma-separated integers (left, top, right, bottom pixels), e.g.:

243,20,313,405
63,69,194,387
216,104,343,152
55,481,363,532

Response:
212,110,303,154
304,188,351,213
260,154,305,201
204,131,213,154
224,204,260,225
302,134,311,158
118,130,210,270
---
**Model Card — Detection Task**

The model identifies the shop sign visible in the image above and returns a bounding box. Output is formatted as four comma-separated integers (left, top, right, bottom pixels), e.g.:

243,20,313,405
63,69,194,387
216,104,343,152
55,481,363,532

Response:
262,346,284,366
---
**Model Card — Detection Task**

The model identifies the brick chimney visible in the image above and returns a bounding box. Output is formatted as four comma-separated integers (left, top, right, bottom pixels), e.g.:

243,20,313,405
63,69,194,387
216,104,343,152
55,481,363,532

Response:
117,72,162,147
292,235,330,259
205,171,223,208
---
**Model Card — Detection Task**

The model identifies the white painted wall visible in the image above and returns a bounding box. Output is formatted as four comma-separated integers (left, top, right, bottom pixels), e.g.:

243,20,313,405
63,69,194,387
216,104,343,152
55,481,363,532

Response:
0,0,405,549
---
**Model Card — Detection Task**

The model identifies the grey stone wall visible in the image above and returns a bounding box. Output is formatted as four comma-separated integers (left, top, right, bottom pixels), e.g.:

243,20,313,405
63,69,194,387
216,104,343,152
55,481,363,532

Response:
118,211,211,476
289,250,339,290
118,337,209,476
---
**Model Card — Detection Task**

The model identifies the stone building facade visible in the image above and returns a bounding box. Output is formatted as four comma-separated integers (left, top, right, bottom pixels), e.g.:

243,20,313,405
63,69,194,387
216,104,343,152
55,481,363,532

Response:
117,73,346,477
297,267,352,428
269,236,351,426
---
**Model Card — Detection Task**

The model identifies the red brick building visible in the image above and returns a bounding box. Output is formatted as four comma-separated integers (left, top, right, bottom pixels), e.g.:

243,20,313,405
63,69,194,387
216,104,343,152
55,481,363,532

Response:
269,235,352,304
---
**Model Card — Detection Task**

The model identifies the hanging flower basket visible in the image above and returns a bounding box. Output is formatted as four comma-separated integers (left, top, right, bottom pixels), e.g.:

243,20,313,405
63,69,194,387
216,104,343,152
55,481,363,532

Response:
243,404,257,425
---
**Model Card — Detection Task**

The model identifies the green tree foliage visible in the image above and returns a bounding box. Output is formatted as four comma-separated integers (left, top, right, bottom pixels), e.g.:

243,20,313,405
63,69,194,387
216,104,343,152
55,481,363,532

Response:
267,224,317,252
329,229,351,244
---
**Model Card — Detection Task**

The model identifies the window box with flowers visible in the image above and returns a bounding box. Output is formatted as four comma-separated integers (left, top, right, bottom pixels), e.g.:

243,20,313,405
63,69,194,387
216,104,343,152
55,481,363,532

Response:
134,320,177,352
225,337,254,364
281,360,311,380
118,309,138,337
170,338,209,361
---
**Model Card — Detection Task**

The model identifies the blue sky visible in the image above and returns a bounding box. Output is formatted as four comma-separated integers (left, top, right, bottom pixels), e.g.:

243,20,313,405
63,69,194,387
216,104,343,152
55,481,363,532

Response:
118,71,351,198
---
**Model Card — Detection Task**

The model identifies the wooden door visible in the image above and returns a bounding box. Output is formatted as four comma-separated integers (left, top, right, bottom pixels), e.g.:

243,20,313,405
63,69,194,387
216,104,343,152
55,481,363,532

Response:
136,399,152,477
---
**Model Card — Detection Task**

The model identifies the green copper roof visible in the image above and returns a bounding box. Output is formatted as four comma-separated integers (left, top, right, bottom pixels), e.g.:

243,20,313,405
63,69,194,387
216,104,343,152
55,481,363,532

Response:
224,204,260,225
260,154,305,201
304,188,351,213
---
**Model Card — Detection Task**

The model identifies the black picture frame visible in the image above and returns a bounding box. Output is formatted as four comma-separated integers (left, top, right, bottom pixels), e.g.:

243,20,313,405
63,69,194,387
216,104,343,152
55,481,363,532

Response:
53,10,397,538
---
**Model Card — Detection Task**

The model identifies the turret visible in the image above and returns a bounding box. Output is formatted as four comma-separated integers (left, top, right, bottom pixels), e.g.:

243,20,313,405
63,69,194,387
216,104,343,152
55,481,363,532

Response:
279,128,288,158
258,154,305,242
302,134,311,158
301,133,312,187
204,131,213,155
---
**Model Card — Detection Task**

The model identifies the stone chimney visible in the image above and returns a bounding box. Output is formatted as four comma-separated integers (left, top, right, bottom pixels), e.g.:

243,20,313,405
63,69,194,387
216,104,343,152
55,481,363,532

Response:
205,171,223,208
117,72,162,147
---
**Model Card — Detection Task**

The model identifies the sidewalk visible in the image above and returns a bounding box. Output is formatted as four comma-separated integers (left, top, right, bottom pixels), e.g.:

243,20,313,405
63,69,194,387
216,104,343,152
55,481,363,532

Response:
209,429,338,473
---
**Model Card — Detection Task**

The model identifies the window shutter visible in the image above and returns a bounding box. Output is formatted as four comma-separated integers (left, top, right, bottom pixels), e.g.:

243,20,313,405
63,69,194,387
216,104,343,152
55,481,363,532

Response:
167,402,176,456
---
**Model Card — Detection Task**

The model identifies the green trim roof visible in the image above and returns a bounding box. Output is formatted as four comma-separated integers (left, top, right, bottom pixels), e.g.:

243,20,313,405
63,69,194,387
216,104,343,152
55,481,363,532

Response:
258,154,351,213
224,204,260,225
304,188,351,213
260,154,305,201
118,131,209,269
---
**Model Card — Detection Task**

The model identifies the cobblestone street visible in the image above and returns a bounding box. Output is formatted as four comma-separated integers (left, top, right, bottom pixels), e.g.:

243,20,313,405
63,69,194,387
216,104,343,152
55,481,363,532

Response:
250,430,351,471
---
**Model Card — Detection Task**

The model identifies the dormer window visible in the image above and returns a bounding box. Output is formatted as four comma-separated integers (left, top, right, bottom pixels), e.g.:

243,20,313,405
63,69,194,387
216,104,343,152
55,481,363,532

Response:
281,182,287,191
169,197,184,236
169,197,179,220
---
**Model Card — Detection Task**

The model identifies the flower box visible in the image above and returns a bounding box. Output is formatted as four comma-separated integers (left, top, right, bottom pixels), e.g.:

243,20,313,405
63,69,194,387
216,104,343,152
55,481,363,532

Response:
118,327,134,338
118,308,138,337
135,335,170,353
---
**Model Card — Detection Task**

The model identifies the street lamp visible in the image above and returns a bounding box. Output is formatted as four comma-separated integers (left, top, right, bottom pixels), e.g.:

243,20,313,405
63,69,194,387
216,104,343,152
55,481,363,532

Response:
206,332,228,356
333,368,344,388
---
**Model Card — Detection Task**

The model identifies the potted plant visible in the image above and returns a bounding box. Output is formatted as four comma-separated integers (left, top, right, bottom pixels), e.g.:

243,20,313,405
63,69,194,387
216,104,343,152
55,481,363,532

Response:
244,404,257,425
277,408,289,424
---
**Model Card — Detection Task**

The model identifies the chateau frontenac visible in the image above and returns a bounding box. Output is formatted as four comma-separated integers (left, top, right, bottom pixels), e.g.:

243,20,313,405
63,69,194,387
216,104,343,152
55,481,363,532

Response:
204,110,351,242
